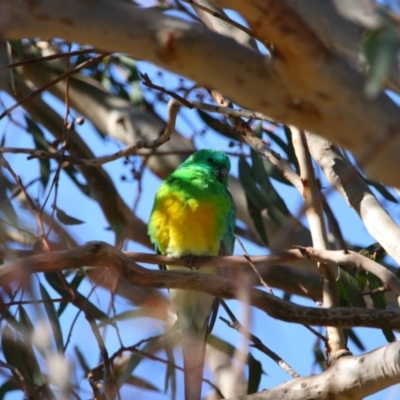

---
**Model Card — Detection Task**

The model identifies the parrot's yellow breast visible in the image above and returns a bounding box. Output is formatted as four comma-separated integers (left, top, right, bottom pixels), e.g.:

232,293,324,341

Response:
150,192,221,257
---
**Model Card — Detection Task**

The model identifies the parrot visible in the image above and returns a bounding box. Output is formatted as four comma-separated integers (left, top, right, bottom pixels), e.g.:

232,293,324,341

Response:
148,149,236,400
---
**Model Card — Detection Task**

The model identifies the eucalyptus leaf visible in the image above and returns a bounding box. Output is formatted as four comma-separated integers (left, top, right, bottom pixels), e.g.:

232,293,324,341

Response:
338,266,366,308
56,207,85,225
197,110,239,140
247,353,263,394
24,116,50,189
39,283,64,353
117,336,160,387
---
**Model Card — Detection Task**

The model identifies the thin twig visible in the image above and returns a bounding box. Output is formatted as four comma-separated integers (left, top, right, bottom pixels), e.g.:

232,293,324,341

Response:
0,53,110,120
220,300,300,378
235,235,273,294
89,335,224,397
0,156,51,250
20,98,180,167
298,283,322,308
0,297,69,307
0,48,104,71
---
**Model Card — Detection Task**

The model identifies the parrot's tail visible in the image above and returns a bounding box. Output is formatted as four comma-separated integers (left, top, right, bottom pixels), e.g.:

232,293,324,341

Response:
181,321,208,400
171,288,214,400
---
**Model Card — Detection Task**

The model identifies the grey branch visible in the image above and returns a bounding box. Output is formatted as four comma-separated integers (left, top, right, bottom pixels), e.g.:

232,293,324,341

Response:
306,132,400,266
228,341,400,400
2,0,400,188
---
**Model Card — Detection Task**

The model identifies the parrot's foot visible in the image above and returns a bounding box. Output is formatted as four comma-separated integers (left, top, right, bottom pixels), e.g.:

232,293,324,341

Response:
186,255,197,270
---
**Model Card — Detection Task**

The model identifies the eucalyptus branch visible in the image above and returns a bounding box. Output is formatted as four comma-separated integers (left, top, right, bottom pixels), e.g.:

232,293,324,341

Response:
291,127,347,360
220,300,300,378
2,245,400,295
1,241,400,330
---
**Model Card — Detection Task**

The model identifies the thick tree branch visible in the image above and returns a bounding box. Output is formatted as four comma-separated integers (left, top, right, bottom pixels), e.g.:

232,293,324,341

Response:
229,341,400,400
306,133,400,266
1,242,400,329
3,246,400,295
2,0,400,187
284,0,400,94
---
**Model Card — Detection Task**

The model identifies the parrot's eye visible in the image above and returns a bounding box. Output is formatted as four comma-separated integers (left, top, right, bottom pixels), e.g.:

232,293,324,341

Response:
207,157,214,164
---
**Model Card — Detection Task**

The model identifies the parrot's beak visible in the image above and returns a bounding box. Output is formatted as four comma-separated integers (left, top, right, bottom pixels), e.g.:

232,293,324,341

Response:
219,166,229,183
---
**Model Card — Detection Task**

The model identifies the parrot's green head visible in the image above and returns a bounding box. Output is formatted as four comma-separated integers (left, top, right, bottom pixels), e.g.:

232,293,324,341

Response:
180,150,231,186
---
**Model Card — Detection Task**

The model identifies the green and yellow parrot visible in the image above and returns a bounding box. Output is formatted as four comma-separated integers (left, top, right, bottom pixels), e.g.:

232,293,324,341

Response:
148,150,236,400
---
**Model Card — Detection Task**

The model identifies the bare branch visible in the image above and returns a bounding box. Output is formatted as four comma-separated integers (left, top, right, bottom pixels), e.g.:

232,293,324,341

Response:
1,242,400,329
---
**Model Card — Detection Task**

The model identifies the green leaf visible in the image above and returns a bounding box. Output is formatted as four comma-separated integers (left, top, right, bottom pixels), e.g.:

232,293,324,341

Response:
114,217,125,247
58,271,84,316
338,266,366,308
18,305,35,336
44,272,108,321
16,338,45,387
8,40,23,59
313,341,326,371
366,272,395,342
74,346,90,374
2,325,45,387
39,283,64,353
197,110,239,140
0,169,19,227
262,159,292,186
364,23,397,98
251,148,290,226
238,157,268,245
363,178,397,203
238,157,267,210
1,325,30,381
63,165,91,197
247,353,262,394
356,270,368,292
117,336,160,387
117,56,140,82
1,307,20,331
24,116,50,189
129,82,144,107
336,278,351,308
346,329,365,351
98,309,149,328
382,328,396,342
56,207,85,225
359,242,387,263
0,378,20,399
207,335,248,361
367,273,386,310
125,375,160,392
264,129,291,157
283,126,300,173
